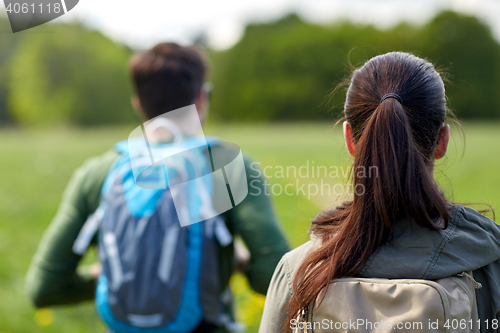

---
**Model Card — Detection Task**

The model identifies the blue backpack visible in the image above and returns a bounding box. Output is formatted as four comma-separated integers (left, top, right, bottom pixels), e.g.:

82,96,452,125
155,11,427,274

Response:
73,135,235,333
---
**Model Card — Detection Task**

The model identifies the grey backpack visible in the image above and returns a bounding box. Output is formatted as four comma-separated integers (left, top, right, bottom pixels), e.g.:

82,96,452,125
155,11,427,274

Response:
294,272,482,333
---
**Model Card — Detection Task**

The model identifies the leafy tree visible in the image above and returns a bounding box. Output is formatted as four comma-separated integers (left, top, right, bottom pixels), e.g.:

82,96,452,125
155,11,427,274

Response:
9,24,138,125
0,17,21,125
4,10,500,125
420,12,500,118
209,12,500,121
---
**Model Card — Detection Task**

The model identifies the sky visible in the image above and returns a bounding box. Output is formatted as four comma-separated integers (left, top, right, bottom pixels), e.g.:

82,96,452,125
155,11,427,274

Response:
2,0,500,50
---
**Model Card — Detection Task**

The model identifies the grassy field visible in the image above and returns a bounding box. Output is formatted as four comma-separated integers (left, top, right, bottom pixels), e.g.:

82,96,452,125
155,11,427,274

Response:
0,122,499,333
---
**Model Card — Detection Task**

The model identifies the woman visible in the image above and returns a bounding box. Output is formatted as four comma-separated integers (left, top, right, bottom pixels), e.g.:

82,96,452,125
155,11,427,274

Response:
259,52,500,332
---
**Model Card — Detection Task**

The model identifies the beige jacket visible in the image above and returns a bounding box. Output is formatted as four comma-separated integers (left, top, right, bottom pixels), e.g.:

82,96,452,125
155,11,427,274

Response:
259,205,500,333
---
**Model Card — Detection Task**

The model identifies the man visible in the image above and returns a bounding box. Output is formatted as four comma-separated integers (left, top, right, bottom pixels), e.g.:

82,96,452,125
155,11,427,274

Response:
26,42,290,332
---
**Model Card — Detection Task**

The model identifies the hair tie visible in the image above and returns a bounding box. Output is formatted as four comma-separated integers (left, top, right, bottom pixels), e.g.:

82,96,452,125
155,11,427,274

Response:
380,93,403,104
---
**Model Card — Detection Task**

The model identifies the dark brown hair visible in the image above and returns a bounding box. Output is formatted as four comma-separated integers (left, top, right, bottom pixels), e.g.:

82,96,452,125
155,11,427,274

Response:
129,42,208,120
284,52,451,331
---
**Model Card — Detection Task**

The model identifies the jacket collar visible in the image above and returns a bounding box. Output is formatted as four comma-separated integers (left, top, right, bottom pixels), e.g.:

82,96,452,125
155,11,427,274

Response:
358,204,500,279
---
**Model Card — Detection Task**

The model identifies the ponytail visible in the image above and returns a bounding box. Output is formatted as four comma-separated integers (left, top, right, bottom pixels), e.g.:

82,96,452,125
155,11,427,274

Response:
283,52,450,332
357,98,448,231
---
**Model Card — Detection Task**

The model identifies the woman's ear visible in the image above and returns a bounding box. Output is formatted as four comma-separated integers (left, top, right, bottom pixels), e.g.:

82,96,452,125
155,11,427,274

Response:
343,121,356,157
434,124,450,160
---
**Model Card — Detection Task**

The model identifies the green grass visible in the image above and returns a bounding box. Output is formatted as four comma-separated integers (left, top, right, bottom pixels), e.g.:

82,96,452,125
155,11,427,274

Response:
0,122,498,333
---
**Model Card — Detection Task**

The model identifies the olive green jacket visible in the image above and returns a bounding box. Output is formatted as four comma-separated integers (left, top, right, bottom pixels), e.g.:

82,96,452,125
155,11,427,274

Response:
260,204,500,333
26,144,290,331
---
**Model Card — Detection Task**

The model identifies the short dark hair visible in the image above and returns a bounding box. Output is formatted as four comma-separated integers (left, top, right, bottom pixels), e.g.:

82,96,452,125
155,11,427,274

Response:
129,42,208,119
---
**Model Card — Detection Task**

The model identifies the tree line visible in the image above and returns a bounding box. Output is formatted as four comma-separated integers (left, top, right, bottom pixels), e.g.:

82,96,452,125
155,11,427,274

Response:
1,10,499,125
210,11,500,121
